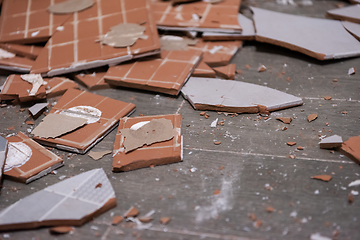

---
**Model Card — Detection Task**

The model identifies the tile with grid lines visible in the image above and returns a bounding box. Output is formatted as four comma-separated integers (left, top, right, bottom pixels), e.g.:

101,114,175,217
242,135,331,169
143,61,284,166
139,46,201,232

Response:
0,0,72,44
0,43,43,60
0,168,116,231
151,0,242,33
0,74,79,103
4,132,63,184
31,0,161,77
104,50,202,95
112,114,182,172
0,54,34,73
32,88,136,154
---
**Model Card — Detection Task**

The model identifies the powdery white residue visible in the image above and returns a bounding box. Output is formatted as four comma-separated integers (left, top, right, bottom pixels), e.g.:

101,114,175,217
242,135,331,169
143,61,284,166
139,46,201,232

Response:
5,142,32,172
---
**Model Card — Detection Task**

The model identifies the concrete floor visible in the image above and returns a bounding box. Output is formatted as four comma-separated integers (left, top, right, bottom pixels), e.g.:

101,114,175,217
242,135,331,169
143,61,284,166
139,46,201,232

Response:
0,1,360,239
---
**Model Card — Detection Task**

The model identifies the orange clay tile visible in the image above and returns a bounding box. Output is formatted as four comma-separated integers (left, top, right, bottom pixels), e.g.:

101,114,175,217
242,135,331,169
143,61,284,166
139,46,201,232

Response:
73,68,109,90
113,114,182,172
213,64,236,80
0,74,79,103
192,60,216,78
188,39,242,67
33,88,136,154
5,132,63,183
0,0,72,44
31,0,161,77
339,136,360,164
0,43,43,60
151,0,242,33
104,50,202,95
0,54,34,73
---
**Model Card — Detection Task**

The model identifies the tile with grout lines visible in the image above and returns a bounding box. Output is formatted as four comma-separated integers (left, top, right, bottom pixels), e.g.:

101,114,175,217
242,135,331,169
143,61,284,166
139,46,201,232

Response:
0,43,43,60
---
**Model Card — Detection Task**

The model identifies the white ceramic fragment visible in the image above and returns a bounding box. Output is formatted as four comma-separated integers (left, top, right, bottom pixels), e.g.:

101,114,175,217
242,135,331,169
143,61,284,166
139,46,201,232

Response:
342,21,360,41
319,135,343,149
327,5,360,24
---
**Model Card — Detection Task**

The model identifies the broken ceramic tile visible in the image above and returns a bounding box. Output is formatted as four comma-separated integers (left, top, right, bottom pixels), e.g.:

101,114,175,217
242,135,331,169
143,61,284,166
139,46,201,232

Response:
112,216,123,225
192,60,216,78
0,168,116,231
0,44,43,60
88,150,112,160
160,217,171,225
5,132,63,184
342,21,360,41
49,226,74,235
311,175,332,182
0,136,7,182
202,14,255,41
28,103,49,119
348,67,356,75
327,5,360,24
339,136,360,164
257,65,267,72
252,7,360,60
48,0,95,14
124,206,139,218
276,117,292,124
213,64,236,80
319,135,343,149
307,113,318,122
21,74,47,96
100,23,147,48
31,0,160,77
33,89,136,154
0,75,79,103
104,50,202,95
0,0,72,43
181,77,303,113
113,114,182,172
0,53,34,73
151,0,242,33
72,68,109,90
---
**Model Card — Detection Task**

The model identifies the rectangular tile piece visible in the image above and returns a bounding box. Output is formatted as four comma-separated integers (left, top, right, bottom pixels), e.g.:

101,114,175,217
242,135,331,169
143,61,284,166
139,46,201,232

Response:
104,50,202,95
113,114,182,172
73,68,109,90
33,88,136,153
327,5,360,24
342,21,360,41
151,0,242,33
0,168,116,231
31,0,161,77
0,0,72,43
181,77,303,113
0,43,43,60
252,7,360,60
0,54,34,73
5,132,63,183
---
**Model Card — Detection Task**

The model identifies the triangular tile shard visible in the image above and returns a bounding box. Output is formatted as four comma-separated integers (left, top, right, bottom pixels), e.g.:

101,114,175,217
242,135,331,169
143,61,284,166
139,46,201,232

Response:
252,7,360,60
319,135,343,149
31,0,161,77
72,68,109,90
5,132,63,184
0,44,43,60
202,14,255,41
192,60,216,78
0,136,8,182
28,103,49,119
181,77,303,113
342,21,360,41
0,168,116,231
113,114,182,172
327,5,360,24
104,50,202,95
339,136,360,164
32,89,136,154
213,64,236,80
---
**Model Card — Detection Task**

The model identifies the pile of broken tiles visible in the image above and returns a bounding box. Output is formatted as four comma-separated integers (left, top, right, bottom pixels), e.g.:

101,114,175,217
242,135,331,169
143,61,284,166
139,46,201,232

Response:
0,0,359,235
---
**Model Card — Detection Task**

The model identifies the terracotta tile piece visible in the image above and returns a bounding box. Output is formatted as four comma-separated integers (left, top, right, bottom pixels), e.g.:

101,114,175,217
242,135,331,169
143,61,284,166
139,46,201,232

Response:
327,5,360,24
342,21,360,41
311,175,332,182
0,53,34,73
252,7,360,60
160,217,171,225
4,132,64,184
276,117,292,124
105,50,202,95
213,64,236,80
112,114,182,172
151,0,242,33
73,68,109,90
339,136,360,164
112,216,123,225
307,113,318,122
31,0,161,77
33,88,136,153
192,60,216,78
124,206,139,218
0,74,79,103
49,226,74,234
0,43,43,60
0,0,72,44
0,168,116,231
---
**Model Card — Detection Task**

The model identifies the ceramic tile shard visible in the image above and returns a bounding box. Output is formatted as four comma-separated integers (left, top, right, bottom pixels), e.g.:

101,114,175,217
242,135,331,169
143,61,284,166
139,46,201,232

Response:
252,7,360,60
0,54,34,73
121,119,175,153
308,113,318,122
113,114,182,172
258,65,267,72
348,67,356,75
31,0,160,77
311,175,332,182
342,21,360,41
88,150,112,160
49,226,74,234
0,48,15,59
276,117,292,124
33,89,136,154
100,23,147,48
73,68,109,90
0,168,116,231
0,136,7,182
213,64,236,80
319,135,343,149
181,77,303,113
124,206,139,218
202,14,255,41
48,0,95,14
0,44,43,60
159,35,194,51
28,103,49,119
104,50,202,95
20,74,47,96
192,60,216,78
5,132,63,184
32,113,88,139
339,136,360,164
327,5,360,24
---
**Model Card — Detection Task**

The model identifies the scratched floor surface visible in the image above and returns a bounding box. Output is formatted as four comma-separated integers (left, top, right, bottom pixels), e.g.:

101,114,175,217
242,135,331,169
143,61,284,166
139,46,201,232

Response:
0,1,360,239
